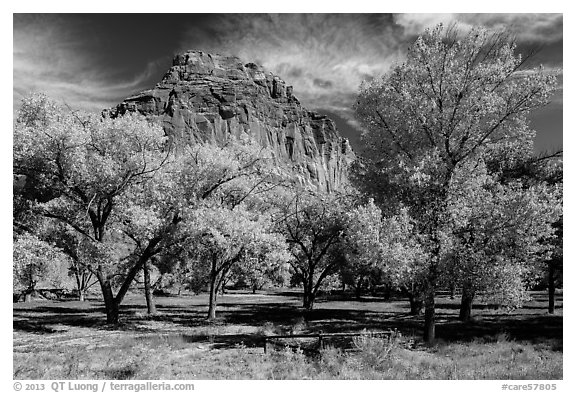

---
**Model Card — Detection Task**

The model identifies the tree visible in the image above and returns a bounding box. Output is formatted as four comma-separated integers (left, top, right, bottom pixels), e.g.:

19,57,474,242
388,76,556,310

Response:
445,161,561,321
112,133,280,319
14,93,169,323
546,217,563,314
46,225,99,302
340,199,386,299
276,190,349,310
186,205,287,320
378,208,429,315
355,24,558,342
13,233,68,301
230,244,291,293
492,152,563,314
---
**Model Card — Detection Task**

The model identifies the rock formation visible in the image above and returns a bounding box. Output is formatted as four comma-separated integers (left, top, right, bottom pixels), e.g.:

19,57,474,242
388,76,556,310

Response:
107,51,354,191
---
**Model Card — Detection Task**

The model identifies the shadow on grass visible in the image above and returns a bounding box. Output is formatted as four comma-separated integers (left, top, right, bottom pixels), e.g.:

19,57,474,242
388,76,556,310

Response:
14,292,562,350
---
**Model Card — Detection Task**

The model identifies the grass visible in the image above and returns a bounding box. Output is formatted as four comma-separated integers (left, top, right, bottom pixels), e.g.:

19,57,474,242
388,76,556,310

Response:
13,289,563,379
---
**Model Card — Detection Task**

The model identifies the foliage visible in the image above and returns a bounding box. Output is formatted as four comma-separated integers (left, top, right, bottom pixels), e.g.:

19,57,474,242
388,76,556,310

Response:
13,92,168,245
185,204,288,317
230,250,291,292
445,160,561,308
351,330,403,368
354,24,559,340
275,190,350,309
340,200,385,294
13,232,68,293
13,93,172,320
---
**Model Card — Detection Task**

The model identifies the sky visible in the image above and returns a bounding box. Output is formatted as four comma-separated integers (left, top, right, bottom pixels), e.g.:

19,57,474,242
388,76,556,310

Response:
13,13,563,153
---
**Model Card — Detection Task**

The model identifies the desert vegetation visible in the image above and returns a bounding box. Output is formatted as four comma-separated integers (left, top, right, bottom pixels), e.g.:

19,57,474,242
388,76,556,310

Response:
13,24,562,380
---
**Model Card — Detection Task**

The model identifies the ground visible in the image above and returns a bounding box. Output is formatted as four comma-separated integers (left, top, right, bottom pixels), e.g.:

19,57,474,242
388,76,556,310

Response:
13,289,562,379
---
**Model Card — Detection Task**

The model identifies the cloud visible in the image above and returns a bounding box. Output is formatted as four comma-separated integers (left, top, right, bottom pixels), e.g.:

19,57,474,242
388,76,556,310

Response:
394,13,563,44
179,13,562,118
393,13,457,36
13,15,162,113
179,14,407,114
13,13,562,123
458,14,563,44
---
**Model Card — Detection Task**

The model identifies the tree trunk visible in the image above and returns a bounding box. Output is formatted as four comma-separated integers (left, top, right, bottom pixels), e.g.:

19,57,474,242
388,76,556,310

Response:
79,291,85,302
548,262,555,314
303,276,316,310
99,278,119,325
207,285,217,321
24,283,36,302
207,267,218,321
355,277,364,300
423,289,436,343
74,271,83,301
459,284,474,322
449,283,456,300
143,261,156,315
408,293,423,315
383,284,392,301
303,292,315,310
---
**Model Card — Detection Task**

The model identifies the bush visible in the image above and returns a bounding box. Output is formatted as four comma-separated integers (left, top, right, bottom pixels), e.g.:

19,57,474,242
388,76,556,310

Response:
352,329,402,367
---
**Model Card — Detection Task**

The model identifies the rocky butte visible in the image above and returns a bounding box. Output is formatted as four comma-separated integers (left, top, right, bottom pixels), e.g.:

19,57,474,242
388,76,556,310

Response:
106,51,355,191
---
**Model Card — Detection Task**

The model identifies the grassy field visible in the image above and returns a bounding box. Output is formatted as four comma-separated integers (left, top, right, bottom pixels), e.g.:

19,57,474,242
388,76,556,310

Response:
13,289,563,379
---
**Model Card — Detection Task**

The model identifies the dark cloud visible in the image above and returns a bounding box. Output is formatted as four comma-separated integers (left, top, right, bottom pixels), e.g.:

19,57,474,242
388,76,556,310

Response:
13,13,562,151
178,14,407,112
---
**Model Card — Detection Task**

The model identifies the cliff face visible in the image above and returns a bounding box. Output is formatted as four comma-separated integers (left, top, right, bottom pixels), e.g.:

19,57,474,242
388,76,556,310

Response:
108,51,354,191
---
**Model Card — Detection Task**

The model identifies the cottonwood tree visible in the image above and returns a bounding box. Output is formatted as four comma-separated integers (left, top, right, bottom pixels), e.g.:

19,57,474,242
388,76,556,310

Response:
230,244,291,293
491,152,563,314
13,93,169,323
340,199,386,299
546,217,563,314
378,208,429,315
276,190,350,310
186,205,287,320
43,224,99,301
355,24,558,341
445,161,561,321
113,132,281,317
117,134,285,317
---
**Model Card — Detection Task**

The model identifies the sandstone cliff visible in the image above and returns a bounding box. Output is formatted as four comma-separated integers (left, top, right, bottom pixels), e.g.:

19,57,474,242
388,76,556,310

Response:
107,51,354,191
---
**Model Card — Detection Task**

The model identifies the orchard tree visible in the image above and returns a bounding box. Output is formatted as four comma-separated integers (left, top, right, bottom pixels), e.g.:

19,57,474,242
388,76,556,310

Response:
13,233,68,301
186,205,287,320
44,224,99,302
445,161,561,321
113,134,281,318
276,190,350,310
379,208,429,315
230,244,291,293
13,93,170,323
355,24,558,342
489,151,563,314
340,199,386,299
546,217,563,314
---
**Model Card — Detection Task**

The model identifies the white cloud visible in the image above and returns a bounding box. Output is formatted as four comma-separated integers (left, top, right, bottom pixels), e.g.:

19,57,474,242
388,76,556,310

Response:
394,13,563,44
179,13,562,117
393,13,457,36
180,14,406,114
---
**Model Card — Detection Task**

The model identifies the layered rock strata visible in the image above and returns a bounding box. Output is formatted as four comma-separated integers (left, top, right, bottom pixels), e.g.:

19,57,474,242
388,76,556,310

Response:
107,51,354,191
